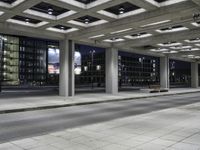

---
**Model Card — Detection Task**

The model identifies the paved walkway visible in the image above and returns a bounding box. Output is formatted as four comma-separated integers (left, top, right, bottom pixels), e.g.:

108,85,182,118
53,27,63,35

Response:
0,98,200,150
0,88,200,113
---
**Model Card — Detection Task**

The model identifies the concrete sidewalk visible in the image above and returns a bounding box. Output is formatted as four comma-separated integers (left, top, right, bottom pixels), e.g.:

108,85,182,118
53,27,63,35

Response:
1,99,200,150
0,88,200,114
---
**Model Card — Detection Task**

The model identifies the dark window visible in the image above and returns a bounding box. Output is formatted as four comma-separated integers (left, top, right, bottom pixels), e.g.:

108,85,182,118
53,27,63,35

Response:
118,51,160,90
75,44,105,93
169,59,191,88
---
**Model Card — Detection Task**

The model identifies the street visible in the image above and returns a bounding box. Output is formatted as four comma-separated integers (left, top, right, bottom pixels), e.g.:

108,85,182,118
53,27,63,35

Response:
0,93,200,144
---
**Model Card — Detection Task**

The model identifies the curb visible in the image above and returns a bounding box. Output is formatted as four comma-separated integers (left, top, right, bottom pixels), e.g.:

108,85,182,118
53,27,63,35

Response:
0,91,199,114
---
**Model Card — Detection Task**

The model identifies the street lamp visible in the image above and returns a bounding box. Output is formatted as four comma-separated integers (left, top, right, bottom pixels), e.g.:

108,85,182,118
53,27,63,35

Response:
90,50,95,89
96,65,101,87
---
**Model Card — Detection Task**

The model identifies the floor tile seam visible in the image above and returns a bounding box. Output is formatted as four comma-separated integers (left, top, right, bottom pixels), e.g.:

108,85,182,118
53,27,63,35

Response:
165,132,200,149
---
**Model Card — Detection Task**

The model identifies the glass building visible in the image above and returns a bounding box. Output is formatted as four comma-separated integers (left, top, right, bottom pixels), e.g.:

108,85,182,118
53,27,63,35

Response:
0,34,59,89
75,44,105,93
118,51,160,90
0,33,198,95
169,59,191,88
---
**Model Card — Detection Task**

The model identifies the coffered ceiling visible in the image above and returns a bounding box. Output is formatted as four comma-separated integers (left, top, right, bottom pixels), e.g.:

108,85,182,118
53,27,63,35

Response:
0,0,200,60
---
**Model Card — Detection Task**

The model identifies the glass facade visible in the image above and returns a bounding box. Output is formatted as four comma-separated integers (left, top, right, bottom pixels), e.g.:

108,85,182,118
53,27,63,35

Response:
118,51,160,90
2,36,19,86
0,34,59,88
0,34,195,93
47,46,59,85
75,44,105,92
199,64,200,86
169,59,191,88
0,38,3,92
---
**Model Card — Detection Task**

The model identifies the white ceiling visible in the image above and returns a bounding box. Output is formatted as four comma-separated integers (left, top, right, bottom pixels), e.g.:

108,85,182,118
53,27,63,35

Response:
0,0,200,61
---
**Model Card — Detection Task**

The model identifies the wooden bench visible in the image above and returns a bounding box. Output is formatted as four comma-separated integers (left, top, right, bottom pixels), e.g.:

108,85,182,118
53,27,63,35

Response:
149,85,169,93
149,85,160,93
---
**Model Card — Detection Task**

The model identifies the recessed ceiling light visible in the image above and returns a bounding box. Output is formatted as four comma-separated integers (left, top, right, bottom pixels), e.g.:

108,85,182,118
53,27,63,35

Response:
25,18,30,23
110,28,132,34
185,38,200,43
150,48,168,52
163,50,178,54
140,20,171,28
84,18,90,24
195,56,200,59
191,22,200,27
124,33,152,39
156,25,188,33
158,42,182,47
119,6,125,14
48,7,53,15
180,48,200,51
103,38,125,42
188,55,194,57
170,45,192,49
60,26,65,30
89,34,105,39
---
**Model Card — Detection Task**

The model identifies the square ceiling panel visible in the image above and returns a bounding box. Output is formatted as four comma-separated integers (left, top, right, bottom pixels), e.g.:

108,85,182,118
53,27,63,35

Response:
0,0,17,4
160,25,183,31
104,2,140,15
131,32,147,37
53,25,72,30
74,15,100,24
11,15,41,24
31,2,69,16
154,0,168,3
75,0,97,4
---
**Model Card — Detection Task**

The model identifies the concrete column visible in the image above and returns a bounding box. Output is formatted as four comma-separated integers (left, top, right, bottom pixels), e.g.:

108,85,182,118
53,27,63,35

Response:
106,47,118,94
68,40,75,96
160,56,169,89
191,62,199,88
59,39,75,97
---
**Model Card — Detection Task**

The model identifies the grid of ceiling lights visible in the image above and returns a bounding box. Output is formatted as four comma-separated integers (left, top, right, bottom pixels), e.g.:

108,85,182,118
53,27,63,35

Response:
149,38,200,59
0,0,190,35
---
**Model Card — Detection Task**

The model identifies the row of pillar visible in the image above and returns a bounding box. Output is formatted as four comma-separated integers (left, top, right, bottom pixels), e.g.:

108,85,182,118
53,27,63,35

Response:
59,39,199,97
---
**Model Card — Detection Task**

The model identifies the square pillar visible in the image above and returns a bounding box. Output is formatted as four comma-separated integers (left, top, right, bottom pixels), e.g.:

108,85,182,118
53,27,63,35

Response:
160,56,169,89
59,39,75,97
191,62,199,88
68,40,75,96
106,47,118,94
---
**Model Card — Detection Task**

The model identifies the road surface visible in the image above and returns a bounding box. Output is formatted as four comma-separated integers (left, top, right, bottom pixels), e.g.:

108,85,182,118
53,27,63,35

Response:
0,93,199,143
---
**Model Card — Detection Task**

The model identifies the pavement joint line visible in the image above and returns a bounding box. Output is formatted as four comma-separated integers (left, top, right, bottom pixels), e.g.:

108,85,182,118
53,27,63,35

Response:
0,91,199,114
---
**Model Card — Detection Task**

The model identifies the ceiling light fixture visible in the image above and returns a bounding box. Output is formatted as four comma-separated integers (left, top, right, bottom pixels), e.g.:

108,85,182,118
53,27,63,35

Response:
119,6,125,14
25,18,29,23
185,38,200,43
60,26,65,30
140,20,171,28
48,7,53,15
89,34,105,39
110,28,132,34
180,48,200,52
170,45,192,50
84,18,89,24
103,38,125,42
163,50,178,54
150,48,168,52
158,42,182,47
